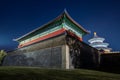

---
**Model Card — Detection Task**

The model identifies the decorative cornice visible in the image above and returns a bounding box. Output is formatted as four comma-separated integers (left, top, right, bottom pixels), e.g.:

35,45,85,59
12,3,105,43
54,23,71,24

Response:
14,10,89,41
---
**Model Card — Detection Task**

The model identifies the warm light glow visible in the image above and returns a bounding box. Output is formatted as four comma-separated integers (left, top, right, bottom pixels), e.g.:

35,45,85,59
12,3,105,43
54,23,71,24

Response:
94,32,97,37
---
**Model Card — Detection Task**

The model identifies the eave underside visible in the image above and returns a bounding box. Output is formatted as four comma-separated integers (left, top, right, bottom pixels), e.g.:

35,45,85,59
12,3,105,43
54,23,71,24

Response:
18,29,83,48
15,11,89,42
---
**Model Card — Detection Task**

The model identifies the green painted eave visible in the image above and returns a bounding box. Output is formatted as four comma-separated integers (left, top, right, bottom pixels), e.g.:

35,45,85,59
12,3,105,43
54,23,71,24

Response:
15,10,89,42
62,10,89,36
16,18,63,42
63,16,86,36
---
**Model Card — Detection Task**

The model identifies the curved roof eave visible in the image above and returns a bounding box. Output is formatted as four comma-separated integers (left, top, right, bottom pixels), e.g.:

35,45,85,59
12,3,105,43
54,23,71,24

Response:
14,13,63,41
14,10,89,41
64,10,89,34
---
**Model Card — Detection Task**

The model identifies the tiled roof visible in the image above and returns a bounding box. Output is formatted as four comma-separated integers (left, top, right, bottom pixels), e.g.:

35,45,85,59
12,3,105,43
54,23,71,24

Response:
14,10,89,41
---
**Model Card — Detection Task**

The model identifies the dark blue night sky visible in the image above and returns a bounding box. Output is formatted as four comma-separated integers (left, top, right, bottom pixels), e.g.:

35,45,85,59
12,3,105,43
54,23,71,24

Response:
0,0,120,51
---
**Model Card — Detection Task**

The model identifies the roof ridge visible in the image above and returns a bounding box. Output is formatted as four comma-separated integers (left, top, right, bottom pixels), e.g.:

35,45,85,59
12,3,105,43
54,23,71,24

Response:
14,10,89,41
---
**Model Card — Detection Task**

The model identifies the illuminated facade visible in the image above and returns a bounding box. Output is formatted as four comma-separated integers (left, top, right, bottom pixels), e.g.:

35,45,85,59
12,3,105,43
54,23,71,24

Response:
3,10,120,71
3,10,101,69
14,10,89,48
88,32,112,52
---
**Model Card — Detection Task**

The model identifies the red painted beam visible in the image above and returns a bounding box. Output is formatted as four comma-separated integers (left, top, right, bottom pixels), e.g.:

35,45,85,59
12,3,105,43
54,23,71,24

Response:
18,28,83,48
66,30,82,41
18,28,66,48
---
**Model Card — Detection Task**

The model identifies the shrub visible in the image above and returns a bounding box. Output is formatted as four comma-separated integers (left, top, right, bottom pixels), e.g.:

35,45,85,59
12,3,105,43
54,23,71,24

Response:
0,50,7,65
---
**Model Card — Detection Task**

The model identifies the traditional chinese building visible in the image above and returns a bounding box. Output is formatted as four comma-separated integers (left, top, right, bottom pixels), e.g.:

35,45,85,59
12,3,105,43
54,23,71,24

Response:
88,32,112,53
3,10,99,69
14,10,88,48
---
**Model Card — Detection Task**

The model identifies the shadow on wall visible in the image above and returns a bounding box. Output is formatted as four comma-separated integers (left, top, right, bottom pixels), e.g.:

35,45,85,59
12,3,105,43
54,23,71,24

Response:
66,35,100,69
2,34,100,70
